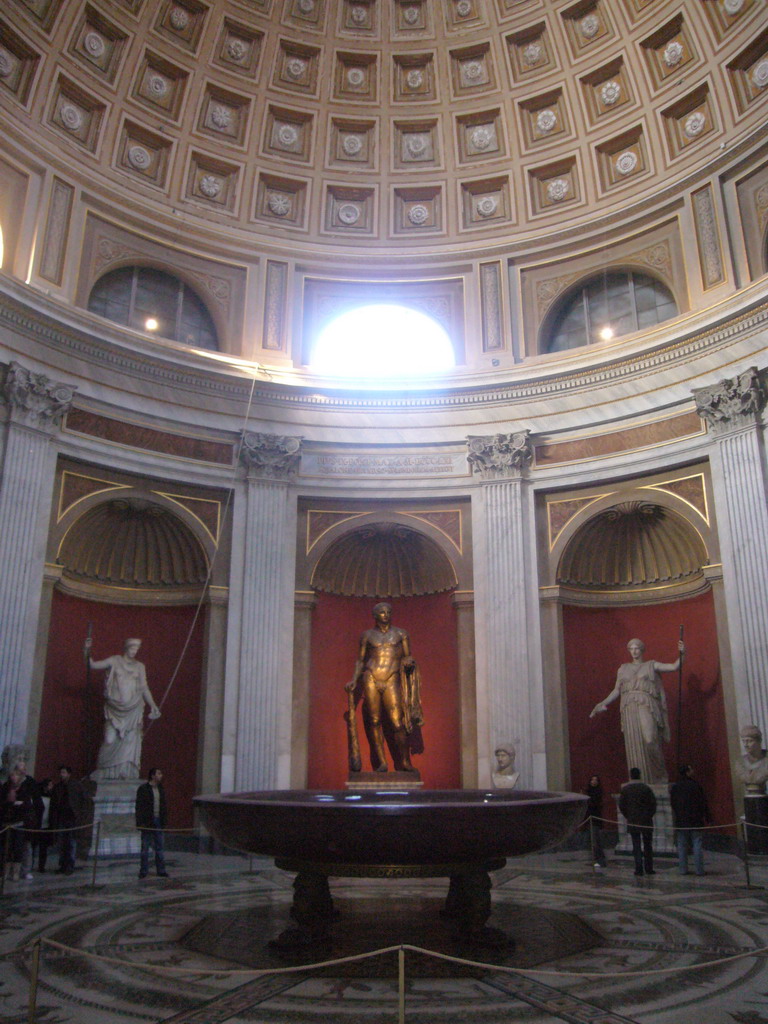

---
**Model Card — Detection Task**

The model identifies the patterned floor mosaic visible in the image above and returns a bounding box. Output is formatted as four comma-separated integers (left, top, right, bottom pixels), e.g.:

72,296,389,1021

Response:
0,847,767,1023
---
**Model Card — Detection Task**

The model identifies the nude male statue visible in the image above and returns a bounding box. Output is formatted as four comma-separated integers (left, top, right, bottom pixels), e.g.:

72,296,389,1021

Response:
346,602,423,773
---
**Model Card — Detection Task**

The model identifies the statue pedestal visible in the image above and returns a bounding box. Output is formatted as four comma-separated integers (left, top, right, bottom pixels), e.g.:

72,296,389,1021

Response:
614,786,676,856
90,780,140,857
743,795,768,855
346,770,423,790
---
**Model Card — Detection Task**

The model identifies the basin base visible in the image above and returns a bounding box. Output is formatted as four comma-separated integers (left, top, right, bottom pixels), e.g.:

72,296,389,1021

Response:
271,859,510,950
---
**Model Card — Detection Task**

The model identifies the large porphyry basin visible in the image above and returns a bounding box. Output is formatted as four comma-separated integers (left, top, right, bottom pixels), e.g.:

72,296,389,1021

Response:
194,789,587,866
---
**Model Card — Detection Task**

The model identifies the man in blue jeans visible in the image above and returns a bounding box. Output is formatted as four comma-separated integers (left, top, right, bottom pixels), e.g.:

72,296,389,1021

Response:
135,768,168,879
670,764,710,875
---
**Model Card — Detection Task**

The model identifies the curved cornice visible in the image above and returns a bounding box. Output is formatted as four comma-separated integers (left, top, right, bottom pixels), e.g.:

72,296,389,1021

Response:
1,278,766,414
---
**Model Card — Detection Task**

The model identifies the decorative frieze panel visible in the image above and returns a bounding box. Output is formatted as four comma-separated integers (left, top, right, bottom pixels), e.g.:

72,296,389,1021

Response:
39,177,74,285
263,105,313,163
595,125,649,192
727,30,768,115
197,84,250,147
392,53,435,102
153,0,207,53
505,23,556,81
480,260,504,352
116,119,172,188
393,119,440,170
254,172,308,229
640,14,697,90
68,6,128,84
272,39,320,95
455,109,505,163
213,20,263,79
449,43,496,97
528,158,580,215
392,185,443,235
263,259,288,352
0,23,40,105
132,51,188,120
661,84,716,158
47,74,106,153
324,184,376,234
561,0,615,58
334,51,378,102
186,151,241,214
518,89,570,148
327,117,377,169
460,175,512,229
692,184,725,291
580,58,633,125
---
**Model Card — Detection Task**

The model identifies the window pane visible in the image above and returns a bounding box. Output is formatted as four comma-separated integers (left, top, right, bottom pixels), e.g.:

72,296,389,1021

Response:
133,269,179,336
88,267,133,326
180,287,219,350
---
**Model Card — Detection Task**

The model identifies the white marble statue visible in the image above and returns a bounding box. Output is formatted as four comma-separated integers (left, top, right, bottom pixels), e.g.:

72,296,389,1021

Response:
589,638,685,786
492,745,519,789
85,637,161,781
735,724,768,794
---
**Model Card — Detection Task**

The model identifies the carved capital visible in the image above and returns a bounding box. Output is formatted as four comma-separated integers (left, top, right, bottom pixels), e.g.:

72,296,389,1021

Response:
4,361,75,431
693,368,766,433
467,431,533,479
240,431,302,478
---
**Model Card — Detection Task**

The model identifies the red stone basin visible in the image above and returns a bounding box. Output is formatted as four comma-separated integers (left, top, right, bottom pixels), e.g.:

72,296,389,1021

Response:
194,789,587,867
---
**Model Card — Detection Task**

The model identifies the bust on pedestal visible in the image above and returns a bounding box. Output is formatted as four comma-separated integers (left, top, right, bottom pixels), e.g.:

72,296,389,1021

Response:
735,724,768,854
491,746,519,789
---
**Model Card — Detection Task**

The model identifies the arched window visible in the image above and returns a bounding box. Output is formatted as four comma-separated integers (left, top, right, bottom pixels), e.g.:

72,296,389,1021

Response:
88,266,219,350
310,303,455,380
541,270,678,354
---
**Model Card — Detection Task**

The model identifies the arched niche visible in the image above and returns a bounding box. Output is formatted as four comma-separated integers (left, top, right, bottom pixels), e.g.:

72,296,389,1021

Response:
293,503,474,790
539,470,734,826
33,461,232,826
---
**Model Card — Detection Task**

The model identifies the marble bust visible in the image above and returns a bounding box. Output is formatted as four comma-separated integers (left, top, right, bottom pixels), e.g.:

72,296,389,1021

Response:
735,724,768,794
492,745,519,789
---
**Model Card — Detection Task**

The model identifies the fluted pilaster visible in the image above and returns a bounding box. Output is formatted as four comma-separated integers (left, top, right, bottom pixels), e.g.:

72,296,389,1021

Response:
694,369,768,732
468,432,544,787
232,432,301,789
0,363,74,752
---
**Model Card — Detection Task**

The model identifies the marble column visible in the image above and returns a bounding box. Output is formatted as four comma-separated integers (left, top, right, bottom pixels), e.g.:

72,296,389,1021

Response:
453,590,477,788
694,368,768,733
0,362,74,754
467,432,545,789
231,431,301,791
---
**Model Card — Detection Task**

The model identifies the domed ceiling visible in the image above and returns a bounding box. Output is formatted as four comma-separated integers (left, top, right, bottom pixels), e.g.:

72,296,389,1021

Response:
1,0,765,253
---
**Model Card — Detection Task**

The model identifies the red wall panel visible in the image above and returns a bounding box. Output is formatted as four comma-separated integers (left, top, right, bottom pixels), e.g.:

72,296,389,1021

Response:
37,591,205,827
307,592,461,790
564,592,734,828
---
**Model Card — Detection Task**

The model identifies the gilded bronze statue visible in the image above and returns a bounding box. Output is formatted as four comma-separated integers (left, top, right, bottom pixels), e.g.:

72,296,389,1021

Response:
345,602,423,773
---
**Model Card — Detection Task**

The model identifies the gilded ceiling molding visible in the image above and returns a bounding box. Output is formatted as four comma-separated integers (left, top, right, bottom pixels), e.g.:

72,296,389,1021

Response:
693,367,766,434
3,361,75,431
466,431,533,479
239,431,302,478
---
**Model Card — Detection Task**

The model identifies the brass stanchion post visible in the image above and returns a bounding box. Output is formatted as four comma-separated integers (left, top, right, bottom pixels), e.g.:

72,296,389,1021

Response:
741,819,752,889
398,946,405,1024
27,939,40,1023
91,821,101,888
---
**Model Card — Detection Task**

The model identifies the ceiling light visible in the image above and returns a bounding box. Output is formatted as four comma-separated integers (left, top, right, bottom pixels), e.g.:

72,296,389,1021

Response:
598,325,614,341
145,317,159,331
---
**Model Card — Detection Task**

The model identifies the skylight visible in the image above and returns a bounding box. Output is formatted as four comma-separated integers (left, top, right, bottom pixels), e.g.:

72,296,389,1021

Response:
310,304,456,380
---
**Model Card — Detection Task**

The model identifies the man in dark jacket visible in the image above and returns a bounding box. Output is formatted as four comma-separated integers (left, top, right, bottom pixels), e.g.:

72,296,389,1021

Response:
670,764,710,876
135,768,168,879
49,766,87,875
619,767,657,876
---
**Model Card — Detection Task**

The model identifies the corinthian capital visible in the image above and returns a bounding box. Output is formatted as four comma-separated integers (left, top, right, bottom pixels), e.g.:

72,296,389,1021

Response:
467,431,533,479
3,361,75,431
693,368,766,432
240,431,302,479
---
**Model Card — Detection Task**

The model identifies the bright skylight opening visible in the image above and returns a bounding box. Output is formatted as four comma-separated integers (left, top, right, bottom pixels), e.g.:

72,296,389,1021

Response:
311,304,456,379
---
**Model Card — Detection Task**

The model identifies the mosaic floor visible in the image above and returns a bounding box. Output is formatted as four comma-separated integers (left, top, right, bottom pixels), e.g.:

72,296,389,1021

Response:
1,846,767,1024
